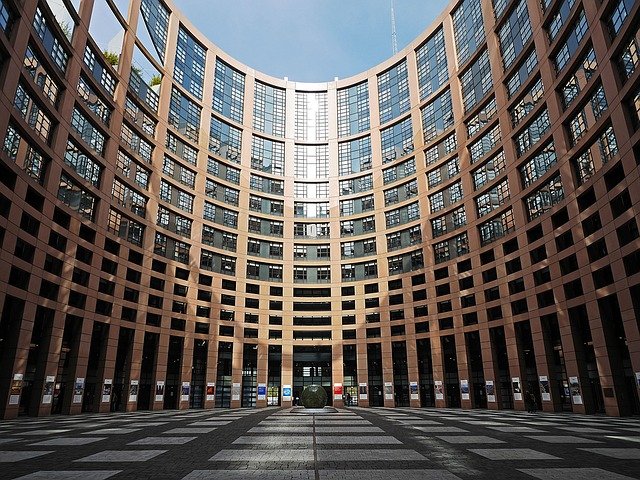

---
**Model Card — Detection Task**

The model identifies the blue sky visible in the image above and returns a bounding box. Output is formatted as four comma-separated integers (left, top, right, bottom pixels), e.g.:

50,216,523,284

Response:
177,0,449,83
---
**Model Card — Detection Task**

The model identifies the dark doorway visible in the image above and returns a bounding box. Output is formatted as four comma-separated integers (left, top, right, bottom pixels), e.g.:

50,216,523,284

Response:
293,346,332,405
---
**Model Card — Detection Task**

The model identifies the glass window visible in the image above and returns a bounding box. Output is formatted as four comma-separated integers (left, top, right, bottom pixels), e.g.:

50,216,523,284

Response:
416,27,448,101
213,59,245,123
452,0,485,65
337,81,370,137
295,91,328,141
253,81,285,136
378,60,410,124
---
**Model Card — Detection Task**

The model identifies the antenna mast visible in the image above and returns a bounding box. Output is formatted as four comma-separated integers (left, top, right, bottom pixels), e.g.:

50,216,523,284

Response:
391,0,398,55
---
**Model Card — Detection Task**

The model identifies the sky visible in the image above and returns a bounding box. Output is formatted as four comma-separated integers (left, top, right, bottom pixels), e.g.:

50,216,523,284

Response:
177,0,450,83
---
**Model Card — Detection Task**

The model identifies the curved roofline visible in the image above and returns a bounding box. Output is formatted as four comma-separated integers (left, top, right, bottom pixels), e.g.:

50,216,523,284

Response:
165,0,455,88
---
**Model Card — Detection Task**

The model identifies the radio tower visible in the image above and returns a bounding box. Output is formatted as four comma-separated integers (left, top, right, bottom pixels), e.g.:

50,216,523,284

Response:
391,0,398,55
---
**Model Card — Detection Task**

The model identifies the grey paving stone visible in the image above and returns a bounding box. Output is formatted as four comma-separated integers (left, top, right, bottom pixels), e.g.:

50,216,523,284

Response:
232,435,313,446
413,426,469,433
163,427,216,434
518,468,638,479
436,435,506,444
30,437,107,446
75,450,167,462
82,428,140,435
315,435,402,445
557,426,610,434
397,420,443,425
0,451,54,462
320,470,462,480
249,426,314,433
315,426,384,433
13,429,70,436
188,421,231,426
0,438,19,444
606,435,640,443
128,436,197,445
458,420,508,426
578,448,640,459
13,471,122,479
468,448,561,460
209,449,315,461
182,471,314,480
316,449,426,461
487,426,546,433
525,435,603,444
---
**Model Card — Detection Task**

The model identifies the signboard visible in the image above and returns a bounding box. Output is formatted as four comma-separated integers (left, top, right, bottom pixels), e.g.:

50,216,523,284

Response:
9,373,23,405
539,376,551,402
231,383,241,401
636,372,640,388
43,375,55,404
155,381,165,402
434,380,444,400
128,380,138,403
410,381,419,400
257,384,267,401
384,382,393,400
73,377,85,404
512,377,522,401
282,385,292,401
101,379,112,403
569,376,583,405
333,383,343,400
358,383,368,400
181,382,190,402
486,380,496,403
460,379,470,400
206,383,215,402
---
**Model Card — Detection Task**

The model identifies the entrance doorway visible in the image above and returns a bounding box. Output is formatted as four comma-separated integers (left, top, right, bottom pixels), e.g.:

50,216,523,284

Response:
293,346,332,405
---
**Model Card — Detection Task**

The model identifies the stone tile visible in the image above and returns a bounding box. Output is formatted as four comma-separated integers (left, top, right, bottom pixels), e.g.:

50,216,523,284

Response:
315,435,402,445
0,451,53,462
606,435,640,443
188,421,231,426
397,420,443,425
31,437,107,446
163,427,216,434
578,448,640,459
556,426,610,434
320,470,462,480
525,435,602,444
315,426,384,433
232,436,313,446
75,450,167,462
82,428,140,435
209,450,314,462
316,449,426,461
14,471,122,479
182,471,314,480
518,468,638,480
126,422,169,427
249,426,314,433
468,448,561,460
0,438,19,445
458,420,508,426
487,426,545,433
13,429,70,436
436,435,506,444
413,426,468,433
129,436,197,445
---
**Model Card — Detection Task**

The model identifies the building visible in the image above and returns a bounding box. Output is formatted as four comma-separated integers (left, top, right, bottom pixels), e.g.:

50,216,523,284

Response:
0,0,639,419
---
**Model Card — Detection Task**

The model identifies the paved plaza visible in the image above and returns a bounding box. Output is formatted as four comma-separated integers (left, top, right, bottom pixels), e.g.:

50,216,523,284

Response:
0,407,639,479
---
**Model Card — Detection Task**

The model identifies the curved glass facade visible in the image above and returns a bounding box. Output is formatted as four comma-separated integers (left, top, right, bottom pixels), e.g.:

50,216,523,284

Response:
0,0,639,418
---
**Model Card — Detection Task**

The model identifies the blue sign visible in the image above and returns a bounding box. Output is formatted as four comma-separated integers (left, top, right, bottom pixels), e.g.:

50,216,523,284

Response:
283,387,292,397
258,385,267,396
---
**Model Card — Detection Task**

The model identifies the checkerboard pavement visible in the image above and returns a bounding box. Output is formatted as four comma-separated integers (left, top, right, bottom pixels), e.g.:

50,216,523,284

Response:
0,406,638,479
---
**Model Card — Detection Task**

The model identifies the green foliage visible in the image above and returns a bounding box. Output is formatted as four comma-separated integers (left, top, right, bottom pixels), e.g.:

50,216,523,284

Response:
149,74,162,87
103,50,119,66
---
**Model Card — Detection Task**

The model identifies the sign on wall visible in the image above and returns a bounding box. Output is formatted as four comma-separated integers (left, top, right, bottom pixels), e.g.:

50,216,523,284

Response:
410,381,419,400
384,382,393,400
129,380,138,403
9,373,23,405
358,383,368,400
486,380,495,403
257,384,267,401
42,375,55,404
282,385,292,401
539,376,551,402
206,383,215,401
512,377,522,401
73,377,85,404
155,381,165,402
333,383,343,400
101,379,112,403
181,382,190,402
460,379,470,400
434,380,444,400
569,376,583,405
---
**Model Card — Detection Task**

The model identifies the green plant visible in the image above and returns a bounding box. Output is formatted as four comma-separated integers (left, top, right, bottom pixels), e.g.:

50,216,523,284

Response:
149,74,162,87
102,50,119,66
300,385,327,408
131,65,142,77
